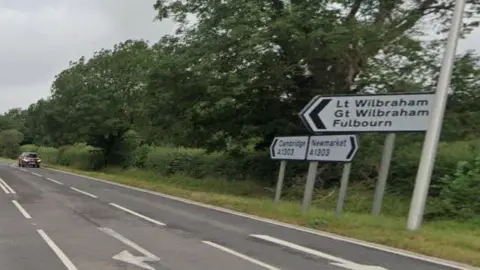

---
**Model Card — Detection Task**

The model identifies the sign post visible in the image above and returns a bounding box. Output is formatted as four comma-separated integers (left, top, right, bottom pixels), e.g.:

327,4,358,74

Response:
372,133,396,216
301,134,358,213
299,92,435,219
407,0,466,231
336,162,352,216
270,136,309,204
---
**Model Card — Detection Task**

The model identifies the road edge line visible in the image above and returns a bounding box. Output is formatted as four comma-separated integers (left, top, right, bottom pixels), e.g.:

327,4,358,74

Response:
45,167,478,270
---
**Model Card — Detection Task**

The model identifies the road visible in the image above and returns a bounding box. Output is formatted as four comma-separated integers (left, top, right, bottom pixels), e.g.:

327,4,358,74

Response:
0,162,476,270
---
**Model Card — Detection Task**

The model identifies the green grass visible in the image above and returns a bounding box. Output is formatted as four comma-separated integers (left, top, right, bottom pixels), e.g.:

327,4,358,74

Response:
1,157,478,266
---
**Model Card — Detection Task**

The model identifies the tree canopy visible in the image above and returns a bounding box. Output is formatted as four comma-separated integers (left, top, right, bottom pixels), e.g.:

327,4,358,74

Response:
2,0,480,162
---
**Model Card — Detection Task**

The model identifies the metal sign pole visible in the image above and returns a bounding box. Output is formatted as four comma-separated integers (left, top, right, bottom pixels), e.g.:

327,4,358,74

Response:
274,160,287,204
372,133,396,216
407,0,466,231
336,162,352,215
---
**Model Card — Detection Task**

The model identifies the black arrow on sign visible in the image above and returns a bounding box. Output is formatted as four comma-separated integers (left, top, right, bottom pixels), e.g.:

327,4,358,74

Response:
270,138,278,158
346,136,357,160
308,98,331,131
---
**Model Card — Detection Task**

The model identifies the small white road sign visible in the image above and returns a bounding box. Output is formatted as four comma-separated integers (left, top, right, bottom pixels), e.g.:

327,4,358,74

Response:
306,135,358,162
270,136,309,160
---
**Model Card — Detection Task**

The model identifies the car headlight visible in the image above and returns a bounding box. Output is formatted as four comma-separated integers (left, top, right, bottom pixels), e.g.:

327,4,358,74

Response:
38,159,41,162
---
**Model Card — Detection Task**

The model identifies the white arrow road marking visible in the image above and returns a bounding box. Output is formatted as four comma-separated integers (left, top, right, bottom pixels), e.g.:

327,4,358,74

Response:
0,177,15,194
113,250,159,270
99,227,160,270
250,234,388,270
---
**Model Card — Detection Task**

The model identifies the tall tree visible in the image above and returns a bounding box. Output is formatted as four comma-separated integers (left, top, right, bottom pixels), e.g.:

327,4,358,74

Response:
150,0,480,151
47,40,153,164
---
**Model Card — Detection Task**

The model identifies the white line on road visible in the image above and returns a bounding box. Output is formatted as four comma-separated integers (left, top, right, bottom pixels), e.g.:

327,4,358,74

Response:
99,227,160,260
250,235,387,270
37,229,78,270
203,241,281,270
0,178,9,194
109,203,165,226
20,168,27,172
70,187,98,198
32,172,42,177
12,200,32,219
46,177,64,185
0,177,16,194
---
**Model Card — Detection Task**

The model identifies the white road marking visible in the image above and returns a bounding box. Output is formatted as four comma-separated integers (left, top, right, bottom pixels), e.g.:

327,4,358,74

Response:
46,177,63,185
203,241,281,270
0,177,15,194
109,203,165,226
99,227,160,260
32,172,42,177
0,178,9,194
112,250,159,270
12,200,32,219
250,234,387,270
37,229,78,270
70,187,98,198
45,168,477,270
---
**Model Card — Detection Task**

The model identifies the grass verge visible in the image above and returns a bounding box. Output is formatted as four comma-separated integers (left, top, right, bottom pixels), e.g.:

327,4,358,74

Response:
1,158,479,266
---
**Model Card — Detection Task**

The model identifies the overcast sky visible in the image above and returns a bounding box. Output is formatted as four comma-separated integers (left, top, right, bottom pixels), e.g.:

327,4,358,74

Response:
0,1,478,113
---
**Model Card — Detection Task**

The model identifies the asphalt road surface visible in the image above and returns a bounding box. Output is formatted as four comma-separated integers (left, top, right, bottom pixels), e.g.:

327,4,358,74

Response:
0,162,476,270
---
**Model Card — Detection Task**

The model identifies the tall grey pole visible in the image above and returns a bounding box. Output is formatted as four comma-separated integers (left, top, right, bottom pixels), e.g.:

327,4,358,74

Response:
336,162,352,215
301,161,318,213
407,0,466,231
372,133,396,216
274,160,287,204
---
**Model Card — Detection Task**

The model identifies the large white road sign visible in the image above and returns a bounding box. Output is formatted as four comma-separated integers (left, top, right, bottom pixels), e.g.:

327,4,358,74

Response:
299,93,435,133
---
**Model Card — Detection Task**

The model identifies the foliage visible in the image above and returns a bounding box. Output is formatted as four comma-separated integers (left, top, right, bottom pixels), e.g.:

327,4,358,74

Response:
429,157,480,222
0,129,24,158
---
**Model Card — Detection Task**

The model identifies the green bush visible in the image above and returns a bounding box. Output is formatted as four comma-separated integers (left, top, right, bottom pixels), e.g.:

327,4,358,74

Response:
37,147,59,164
20,144,38,153
0,129,24,159
391,139,480,195
428,157,480,222
56,143,104,170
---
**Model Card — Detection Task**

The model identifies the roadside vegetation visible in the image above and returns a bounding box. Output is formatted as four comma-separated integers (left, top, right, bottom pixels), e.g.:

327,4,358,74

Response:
1,0,479,266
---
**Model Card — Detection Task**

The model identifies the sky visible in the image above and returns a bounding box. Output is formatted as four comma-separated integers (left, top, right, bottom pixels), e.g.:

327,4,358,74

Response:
0,1,478,113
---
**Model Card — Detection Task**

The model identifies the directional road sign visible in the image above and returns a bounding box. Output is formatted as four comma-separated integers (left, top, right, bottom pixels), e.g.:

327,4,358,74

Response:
299,93,435,133
270,136,309,160
306,135,358,162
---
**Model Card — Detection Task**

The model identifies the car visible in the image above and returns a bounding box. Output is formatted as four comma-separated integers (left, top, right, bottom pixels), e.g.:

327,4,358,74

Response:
18,152,42,168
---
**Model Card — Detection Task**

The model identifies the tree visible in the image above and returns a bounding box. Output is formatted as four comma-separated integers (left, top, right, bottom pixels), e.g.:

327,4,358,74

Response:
150,0,480,151
47,40,154,164
0,129,24,158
